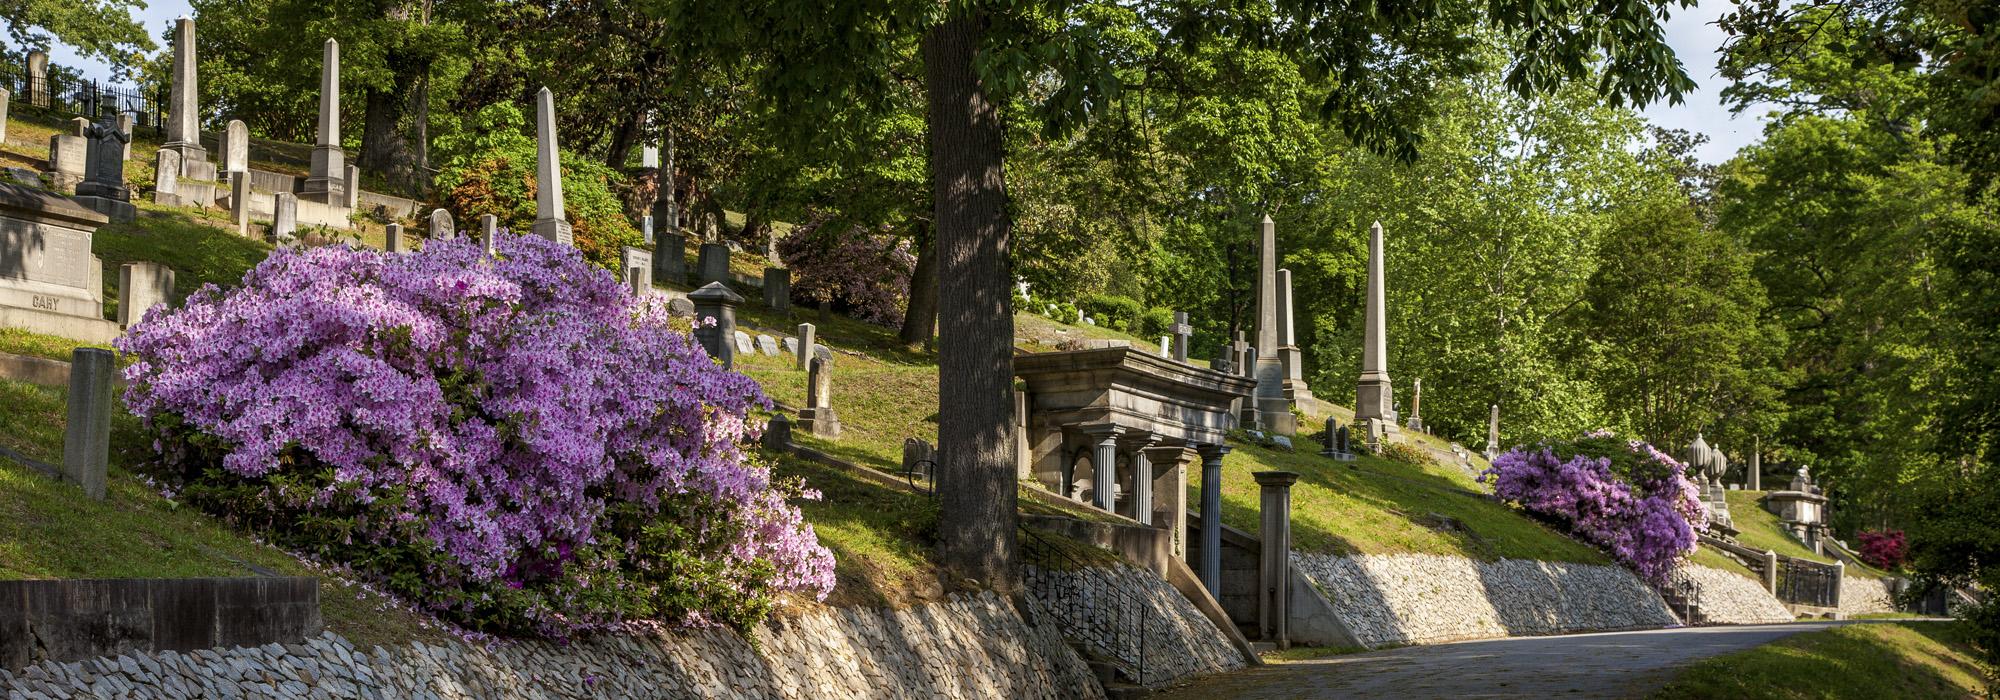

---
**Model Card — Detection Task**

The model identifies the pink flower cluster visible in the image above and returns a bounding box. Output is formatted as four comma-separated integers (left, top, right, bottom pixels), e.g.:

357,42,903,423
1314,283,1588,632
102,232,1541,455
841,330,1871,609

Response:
1480,433,1706,583
117,234,833,631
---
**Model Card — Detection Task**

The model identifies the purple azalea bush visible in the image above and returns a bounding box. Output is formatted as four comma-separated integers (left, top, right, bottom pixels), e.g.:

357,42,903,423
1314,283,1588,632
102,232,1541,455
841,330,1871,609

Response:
117,234,833,636
1479,431,1706,583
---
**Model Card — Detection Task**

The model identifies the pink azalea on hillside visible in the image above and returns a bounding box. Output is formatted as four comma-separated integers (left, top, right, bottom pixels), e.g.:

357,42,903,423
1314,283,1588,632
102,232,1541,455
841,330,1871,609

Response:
1480,432,1705,584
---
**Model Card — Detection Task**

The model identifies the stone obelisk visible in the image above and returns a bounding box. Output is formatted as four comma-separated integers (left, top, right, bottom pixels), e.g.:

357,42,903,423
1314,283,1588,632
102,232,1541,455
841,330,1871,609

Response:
1485,403,1500,459
1276,268,1313,404
302,39,346,204
531,87,573,246
160,18,206,163
1354,221,1398,444
1253,215,1296,436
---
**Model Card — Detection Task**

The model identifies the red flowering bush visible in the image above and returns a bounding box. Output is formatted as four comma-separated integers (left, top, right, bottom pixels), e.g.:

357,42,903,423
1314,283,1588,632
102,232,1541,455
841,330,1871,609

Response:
778,222,913,325
1857,530,1907,570
117,234,833,637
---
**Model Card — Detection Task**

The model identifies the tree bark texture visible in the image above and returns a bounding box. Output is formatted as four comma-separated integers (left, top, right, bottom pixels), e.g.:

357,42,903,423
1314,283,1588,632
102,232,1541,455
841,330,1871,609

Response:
900,220,940,347
923,10,1018,592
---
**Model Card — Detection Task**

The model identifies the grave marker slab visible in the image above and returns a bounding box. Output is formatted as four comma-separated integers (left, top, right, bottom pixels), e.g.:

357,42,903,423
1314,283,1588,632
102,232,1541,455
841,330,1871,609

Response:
0,183,120,343
429,208,455,239
756,334,779,356
800,357,841,438
117,262,174,328
62,348,114,500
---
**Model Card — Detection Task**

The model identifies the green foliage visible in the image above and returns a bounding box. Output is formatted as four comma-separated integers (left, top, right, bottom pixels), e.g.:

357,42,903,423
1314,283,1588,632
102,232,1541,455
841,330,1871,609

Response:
1078,294,1143,331
433,104,642,270
1137,307,1175,338
1,0,153,75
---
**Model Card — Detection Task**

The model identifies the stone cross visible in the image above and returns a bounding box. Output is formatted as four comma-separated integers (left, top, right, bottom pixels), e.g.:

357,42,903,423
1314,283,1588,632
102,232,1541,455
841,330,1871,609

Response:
303,39,346,205
801,357,842,438
1354,221,1399,434
223,119,248,175
116,262,175,329
530,87,571,245
384,223,404,253
116,113,134,160
162,19,205,161
795,323,816,371
428,208,455,239
61,348,115,499
1169,311,1193,362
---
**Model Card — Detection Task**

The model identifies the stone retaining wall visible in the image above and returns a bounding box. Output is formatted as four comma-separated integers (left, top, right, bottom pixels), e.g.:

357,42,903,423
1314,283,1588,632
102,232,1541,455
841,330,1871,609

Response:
1840,576,1898,617
1293,553,1678,647
1680,565,1792,624
1024,565,1245,687
0,592,1103,700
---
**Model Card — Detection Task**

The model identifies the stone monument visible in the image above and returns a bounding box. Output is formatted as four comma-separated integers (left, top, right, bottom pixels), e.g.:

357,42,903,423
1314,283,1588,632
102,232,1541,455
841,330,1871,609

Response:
800,357,842,438
0,183,120,343
530,87,572,245
160,19,206,163
622,246,653,296
302,39,346,205
73,114,135,223
223,119,249,178
1485,403,1500,459
1354,221,1399,444
1405,378,1424,432
1276,268,1312,403
1252,216,1295,435
116,261,174,328
689,282,741,368
428,208,454,239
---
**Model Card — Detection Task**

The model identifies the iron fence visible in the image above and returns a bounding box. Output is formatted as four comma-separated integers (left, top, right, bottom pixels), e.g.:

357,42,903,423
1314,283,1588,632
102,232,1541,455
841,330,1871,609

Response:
1775,557,1840,608
1655,568,1706,625
0,62,165,132
1018,525,1150,687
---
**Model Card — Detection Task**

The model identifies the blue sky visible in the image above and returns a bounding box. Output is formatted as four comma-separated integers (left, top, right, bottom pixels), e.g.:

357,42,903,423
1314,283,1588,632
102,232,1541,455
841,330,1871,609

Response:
45,0,1767,164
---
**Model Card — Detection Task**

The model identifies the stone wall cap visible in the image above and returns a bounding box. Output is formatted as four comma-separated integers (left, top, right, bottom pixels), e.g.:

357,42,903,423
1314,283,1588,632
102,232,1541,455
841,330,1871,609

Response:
1253,470,1301,486
1015,346,1256,397
0,182,110,228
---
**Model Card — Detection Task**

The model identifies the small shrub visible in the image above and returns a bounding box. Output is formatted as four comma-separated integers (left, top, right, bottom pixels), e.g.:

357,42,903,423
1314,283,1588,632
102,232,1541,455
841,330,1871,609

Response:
1857,530,1908,570
1138,307,1175,338
1377,440,1438,467
117,236,833,637
778,222,913,326
1079,294,1143,330
1479,430,1706,583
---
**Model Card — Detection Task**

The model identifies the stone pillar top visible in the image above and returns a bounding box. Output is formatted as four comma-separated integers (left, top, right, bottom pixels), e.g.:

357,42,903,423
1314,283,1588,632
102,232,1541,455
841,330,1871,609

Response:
1077,422,1125,439
1253,470,1301,488
688,280,743,305
1196,442,1233,458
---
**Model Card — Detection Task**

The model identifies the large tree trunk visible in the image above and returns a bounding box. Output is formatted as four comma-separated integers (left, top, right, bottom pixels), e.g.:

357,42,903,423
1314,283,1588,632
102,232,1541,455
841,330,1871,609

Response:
900,220,940,347
924,11,1017,592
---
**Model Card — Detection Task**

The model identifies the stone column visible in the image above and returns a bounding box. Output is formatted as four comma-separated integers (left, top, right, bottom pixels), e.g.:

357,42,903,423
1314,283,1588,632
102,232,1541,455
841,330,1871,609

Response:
384,223,404,253
1354,221,1399,434
689,282,742,367
1147,445,1194,559
229,170,251,235
271,192,298,245
161,20,205,162
1255,470,1299,648
795,323,816,371
763,267,791,312
1197,443,1231,596
302,39,346,204
1276,268,1312,405
1763,550,1779,595
530,87,571,245
342,165,360,209
1128,434,1161,525
1080,424,1125,513
1749,436,1762,490
62,348,114,500
117,262,174,328
1485,403,1500,459
1255,216,1279,354
26,52,49,107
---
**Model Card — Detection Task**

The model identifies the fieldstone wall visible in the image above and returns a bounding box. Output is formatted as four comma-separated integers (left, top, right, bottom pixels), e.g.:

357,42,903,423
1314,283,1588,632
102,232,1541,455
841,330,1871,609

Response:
1680,565,1792,624
1024,564,1245,687
1293,553,1677,647
1840,576,1898,617
0,591,1103,700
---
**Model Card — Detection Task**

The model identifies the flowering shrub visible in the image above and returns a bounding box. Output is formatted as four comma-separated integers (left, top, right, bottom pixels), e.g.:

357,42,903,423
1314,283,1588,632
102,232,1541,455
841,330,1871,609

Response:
1479,431,1706,583
116,234,833,637
1857,530,1907,570
778,221,913,325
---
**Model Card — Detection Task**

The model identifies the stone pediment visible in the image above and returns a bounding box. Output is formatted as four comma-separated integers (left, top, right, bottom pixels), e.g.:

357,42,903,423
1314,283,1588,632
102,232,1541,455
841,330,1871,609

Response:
1015,346,1254,447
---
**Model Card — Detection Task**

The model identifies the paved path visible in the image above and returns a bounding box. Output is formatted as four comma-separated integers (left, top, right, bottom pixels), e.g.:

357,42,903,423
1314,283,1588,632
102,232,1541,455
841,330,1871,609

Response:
1152,622,1860,699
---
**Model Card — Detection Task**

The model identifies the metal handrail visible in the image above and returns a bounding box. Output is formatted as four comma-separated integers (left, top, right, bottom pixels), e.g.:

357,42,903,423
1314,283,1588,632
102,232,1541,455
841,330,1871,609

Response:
902,458,936,497
1018,525,1150,687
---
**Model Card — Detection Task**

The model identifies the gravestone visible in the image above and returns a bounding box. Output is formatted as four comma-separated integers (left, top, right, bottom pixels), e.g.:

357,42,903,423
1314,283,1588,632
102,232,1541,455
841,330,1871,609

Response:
782,336,798,355
655,232,687,285
115,113,134,160
303,39,345,205
152,150,183,208
1255,470,1300,647
622,246,653,295
641,215,654,245
1252,216,1296,435
813,344,833,365
763,266,791,312
1158,336,1170,357
62,348,114,500
384,223,404,253
666,296,694,317
47,125,87,192
0,183,120,343
1169,311,1193,362
117,262,174,328
1320,417,1340,456
1406,378,1424,432
688,282,742,368
429,208,455,240
1336,425,1353,460
1354,221,1399,440
762,413,792,451
733,330,754,355
223,119,248,175
800,357,842,438
342,164,360,209
1485,403,1500,459
795,323,816,371
229,170,250,235
271,192,298,245
26,51,48,107
74,115,135,223
1276,268,1312,404
756,334,779,356
697,241,730,284
161,20,205,162
902,437,935,476
530,87,572,245
0,88,9,147
1210,352,1232,376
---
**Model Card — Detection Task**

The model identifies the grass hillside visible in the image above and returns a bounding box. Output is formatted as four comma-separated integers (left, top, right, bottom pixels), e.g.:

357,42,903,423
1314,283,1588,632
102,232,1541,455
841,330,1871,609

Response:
1727,490,1892,578
1654,622,1993,699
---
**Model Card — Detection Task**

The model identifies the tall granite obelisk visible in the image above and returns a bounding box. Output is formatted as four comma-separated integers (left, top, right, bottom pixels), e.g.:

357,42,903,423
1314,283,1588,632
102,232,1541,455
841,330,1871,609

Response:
1253,215,1296,436
1354,221,1398,443
1276,268,1313,403
160,18,206,163
531,87,573,246
302,39,346,204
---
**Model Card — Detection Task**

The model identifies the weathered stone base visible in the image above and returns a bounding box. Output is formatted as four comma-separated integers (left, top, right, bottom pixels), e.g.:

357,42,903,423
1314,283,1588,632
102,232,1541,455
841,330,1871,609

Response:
0,592,1102,700
1294,553,1677,648
71,196,135,224
0,306,119,345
